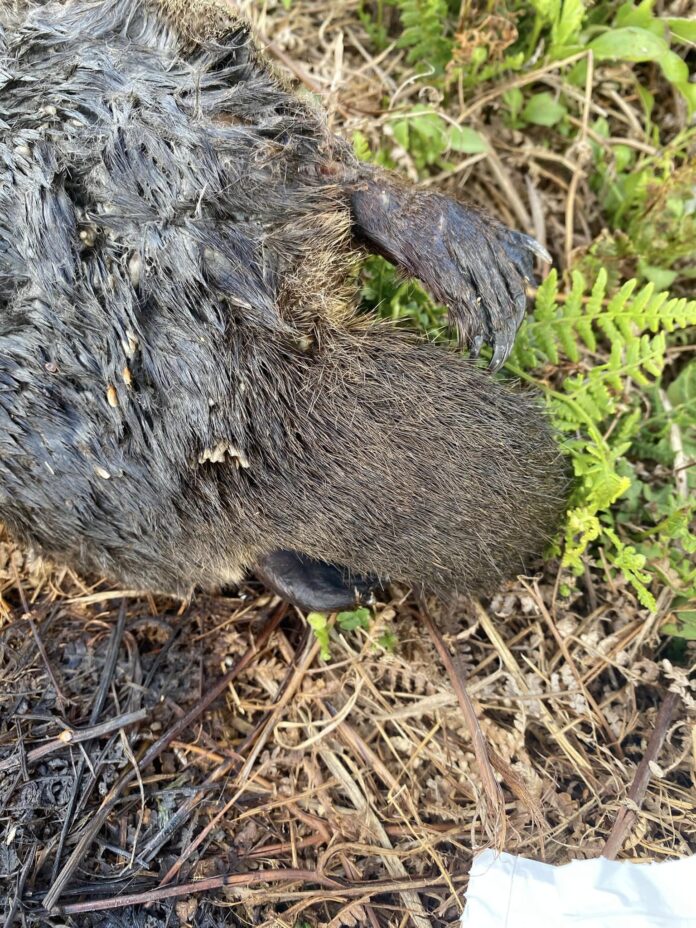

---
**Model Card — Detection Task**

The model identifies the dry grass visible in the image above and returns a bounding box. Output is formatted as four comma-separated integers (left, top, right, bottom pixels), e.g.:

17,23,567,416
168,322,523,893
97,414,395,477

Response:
1,2,694,926
1,534,694,926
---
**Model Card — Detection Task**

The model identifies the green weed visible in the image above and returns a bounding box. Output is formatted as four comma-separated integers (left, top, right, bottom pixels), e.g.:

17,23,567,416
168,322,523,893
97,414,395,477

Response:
307,608,382,660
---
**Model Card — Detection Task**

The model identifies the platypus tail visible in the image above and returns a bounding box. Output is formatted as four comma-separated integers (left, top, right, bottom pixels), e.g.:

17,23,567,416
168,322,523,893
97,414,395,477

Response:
246,328,568,611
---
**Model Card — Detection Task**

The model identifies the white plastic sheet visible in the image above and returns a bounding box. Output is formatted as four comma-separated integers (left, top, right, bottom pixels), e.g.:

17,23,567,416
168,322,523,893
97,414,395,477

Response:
461,849,696,927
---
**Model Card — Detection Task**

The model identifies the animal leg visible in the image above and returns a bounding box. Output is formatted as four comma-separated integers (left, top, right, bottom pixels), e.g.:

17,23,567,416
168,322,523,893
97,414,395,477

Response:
346,165,550,370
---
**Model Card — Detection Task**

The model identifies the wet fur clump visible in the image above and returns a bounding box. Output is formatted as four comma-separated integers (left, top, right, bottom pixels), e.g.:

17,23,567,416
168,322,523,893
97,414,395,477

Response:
0,0,567,605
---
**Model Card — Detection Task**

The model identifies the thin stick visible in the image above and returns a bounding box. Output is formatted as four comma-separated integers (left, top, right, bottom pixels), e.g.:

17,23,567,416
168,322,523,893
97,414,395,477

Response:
459,51,589,121
6,845,36,928
564,51,593,269
50,870,471,915
0,709,148,773
602,690,681,860
54,869,344,915
13,566,68,711
51,600,128,882
421,605,506,832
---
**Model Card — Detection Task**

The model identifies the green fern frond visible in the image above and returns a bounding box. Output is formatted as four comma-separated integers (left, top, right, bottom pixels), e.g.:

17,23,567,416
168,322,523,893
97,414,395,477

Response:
511,268,696,383
389,0,453,72
511,270,696,609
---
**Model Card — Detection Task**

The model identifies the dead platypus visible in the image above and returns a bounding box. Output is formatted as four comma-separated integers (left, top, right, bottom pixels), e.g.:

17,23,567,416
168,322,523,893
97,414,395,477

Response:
0,0,567,612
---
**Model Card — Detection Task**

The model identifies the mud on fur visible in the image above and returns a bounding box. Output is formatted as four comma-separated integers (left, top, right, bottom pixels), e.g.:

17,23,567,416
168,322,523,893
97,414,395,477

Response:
0,0,568,612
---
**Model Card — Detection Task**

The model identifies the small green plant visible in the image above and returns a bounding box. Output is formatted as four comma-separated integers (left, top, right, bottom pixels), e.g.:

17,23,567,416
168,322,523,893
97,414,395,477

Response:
337,607,372,631
390,0,454,73
307,608,374,659
508,269,696,610
307,612,332,660
355,109,487,174
662,602,696,640
523,0,587,57
584,137,696,290
518,1,695,111
588,4,696,113
360,254,445,333
390,109,487,171
359,0,455,70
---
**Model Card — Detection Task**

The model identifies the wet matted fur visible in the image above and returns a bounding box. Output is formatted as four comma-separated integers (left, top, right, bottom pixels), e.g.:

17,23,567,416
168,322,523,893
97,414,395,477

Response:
0,0,568,606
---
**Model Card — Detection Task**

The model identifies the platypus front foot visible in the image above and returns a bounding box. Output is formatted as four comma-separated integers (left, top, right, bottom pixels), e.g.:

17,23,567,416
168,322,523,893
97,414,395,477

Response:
464,221,551,369
254,550,380,613
347,166,551,370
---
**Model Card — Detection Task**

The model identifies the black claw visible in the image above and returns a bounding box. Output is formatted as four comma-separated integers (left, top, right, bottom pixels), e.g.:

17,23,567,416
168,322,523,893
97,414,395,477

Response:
489,302,523,369
523,235,552,264
500,229,551,286
506,229,552,265
469,333,484,360
489,348,505,372
489,337,510,372
472,228,551,367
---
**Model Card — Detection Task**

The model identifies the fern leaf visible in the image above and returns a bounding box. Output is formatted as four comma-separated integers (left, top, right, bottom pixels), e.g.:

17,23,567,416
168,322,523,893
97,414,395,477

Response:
515,267,695,609
390,0,453,72
519,270,696,387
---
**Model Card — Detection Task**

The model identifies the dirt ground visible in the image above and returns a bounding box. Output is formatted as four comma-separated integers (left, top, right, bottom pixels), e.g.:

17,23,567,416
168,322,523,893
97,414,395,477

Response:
1,2,694,926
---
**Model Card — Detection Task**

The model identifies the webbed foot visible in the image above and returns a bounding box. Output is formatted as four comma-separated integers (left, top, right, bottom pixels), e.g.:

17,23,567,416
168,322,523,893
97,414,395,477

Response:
254,549,379,613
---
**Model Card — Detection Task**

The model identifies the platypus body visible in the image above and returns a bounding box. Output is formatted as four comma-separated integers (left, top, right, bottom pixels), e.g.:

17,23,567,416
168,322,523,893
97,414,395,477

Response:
0,0,567,611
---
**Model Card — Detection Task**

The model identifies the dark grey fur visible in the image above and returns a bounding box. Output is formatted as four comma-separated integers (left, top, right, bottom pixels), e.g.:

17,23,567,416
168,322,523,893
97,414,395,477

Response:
0,0,567,609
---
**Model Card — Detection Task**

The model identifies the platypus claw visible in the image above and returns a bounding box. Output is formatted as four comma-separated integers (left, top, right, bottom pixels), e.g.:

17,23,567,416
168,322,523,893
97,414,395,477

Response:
445,209,549,371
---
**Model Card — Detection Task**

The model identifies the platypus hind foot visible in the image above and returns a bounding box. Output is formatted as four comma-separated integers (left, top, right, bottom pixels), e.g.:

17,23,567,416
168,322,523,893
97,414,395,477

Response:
254,550,380,613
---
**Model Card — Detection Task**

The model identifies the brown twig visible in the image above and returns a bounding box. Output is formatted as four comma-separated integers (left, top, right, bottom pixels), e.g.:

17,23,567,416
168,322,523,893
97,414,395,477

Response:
602,690,681,860
51,870,471,915
51,599,127,882
421,604,506,835
6,845,36,928
459,51,589,120
564,51,593,268
53,868,344,914
13,566,68,712
0,708,148,773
